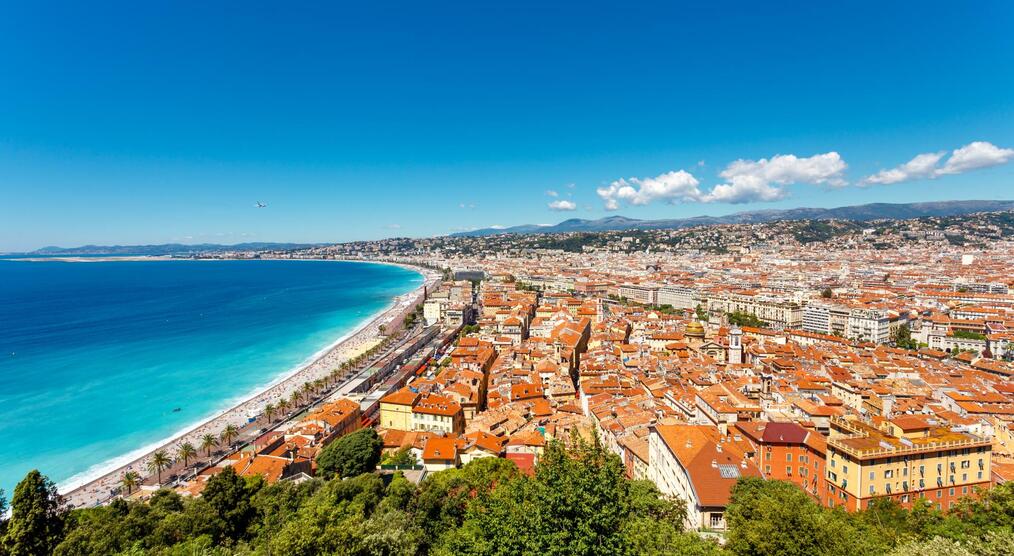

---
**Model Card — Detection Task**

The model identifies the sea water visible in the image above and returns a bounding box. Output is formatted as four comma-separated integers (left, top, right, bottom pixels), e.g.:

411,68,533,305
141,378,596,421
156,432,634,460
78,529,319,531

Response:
0,258,421,496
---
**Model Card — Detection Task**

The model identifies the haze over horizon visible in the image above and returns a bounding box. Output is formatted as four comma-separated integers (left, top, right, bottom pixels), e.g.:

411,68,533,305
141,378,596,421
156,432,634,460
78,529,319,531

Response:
3,1,1014,251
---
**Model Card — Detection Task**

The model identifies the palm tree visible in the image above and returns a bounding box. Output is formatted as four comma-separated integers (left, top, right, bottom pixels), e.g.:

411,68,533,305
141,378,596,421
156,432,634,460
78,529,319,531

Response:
178,442,197,468
277,398,289,416
264,403,276,423
201,433,218,457
148,450,171,484
290,390,301,407
221,424,239,448
121,471,140,496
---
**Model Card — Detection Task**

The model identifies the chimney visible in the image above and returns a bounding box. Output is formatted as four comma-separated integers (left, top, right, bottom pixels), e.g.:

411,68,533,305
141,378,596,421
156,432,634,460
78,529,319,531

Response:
711,459,718,468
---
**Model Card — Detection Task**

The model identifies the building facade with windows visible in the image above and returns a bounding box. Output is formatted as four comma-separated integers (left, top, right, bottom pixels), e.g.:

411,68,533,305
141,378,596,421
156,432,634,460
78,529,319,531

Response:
657,285,700,309
822,416,992,512
846,308,892,344
618,283,659,305
704,292,803,330
648,424,761,531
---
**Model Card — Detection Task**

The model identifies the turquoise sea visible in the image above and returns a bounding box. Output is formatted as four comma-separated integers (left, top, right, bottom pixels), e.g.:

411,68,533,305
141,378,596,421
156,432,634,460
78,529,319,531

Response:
0,259,421,496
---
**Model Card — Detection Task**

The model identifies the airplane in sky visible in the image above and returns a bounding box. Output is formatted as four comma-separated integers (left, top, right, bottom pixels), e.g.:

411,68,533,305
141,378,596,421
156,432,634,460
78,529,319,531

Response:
255,201,267,208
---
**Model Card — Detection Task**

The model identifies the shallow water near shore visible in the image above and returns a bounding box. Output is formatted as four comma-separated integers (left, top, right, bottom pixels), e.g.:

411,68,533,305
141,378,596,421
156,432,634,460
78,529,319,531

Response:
0,258,421,495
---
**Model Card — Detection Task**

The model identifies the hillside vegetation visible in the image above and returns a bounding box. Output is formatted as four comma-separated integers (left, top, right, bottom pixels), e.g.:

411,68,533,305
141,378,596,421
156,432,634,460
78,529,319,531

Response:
1,436,1012,555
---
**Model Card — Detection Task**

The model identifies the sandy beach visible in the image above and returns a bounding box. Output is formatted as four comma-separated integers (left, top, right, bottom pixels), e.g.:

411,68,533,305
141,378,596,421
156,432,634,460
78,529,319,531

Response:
61,260,440,508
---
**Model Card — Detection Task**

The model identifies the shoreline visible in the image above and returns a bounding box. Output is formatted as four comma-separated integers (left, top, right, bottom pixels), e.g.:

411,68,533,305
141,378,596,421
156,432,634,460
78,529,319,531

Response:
60,259,440,508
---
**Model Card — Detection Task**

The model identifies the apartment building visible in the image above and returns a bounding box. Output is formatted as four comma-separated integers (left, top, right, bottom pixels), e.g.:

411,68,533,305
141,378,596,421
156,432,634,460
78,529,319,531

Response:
802,303,850,336
927,332,987,354
411,393,465,435
823,416,992,511
735,421,826,499
423,295,449,327
618,283,659,305
424,295,470,327
378,388,419,431
704,292,803,330
846,308,892,344
657,285,700,309
648,424,761,531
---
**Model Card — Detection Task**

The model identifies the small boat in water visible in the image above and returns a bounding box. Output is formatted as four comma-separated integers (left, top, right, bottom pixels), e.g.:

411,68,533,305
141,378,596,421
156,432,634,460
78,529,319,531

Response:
172,407,182,413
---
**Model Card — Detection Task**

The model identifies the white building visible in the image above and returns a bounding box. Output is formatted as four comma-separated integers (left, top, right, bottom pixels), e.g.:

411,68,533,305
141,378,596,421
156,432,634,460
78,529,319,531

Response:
618,283,659,305
802,304,831,334
657,285,700,309
846,308,891,344
648,424,761,531
423,297,448,327
704,292,803,330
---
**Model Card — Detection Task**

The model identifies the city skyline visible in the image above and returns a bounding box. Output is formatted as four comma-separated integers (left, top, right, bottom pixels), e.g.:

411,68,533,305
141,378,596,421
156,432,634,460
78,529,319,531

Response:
3,1,1014,251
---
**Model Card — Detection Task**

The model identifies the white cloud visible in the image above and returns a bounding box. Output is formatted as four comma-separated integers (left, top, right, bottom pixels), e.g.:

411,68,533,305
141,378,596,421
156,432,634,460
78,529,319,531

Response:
545,189,559,197
596,170,702,211
861,152,944,185
937,141,1014,175
489,224,506,230
596,152,846,209
860,141,1014,185
706,152,847,203
384,224,402,230
548,199,577,211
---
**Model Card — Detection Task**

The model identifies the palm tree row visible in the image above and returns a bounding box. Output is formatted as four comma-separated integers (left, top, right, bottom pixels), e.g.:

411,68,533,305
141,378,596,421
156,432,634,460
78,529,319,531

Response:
273,332,403,421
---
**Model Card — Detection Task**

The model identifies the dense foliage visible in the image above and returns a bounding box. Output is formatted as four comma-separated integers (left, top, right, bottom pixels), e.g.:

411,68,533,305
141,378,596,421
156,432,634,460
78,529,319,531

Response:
726,310,767,328
3,437,1013,555
725,477,1014,556
316,428,384,479
892,324,921,351
951,329,986,341
2,471,65,556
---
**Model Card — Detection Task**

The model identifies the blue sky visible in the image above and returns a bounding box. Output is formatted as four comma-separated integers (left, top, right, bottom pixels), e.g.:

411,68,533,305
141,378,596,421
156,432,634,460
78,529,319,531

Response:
2,1,1013,251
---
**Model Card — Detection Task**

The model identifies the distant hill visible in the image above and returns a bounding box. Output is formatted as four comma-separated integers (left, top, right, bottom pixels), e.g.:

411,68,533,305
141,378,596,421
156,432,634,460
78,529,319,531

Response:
27,242,326,256
451,200,1014,237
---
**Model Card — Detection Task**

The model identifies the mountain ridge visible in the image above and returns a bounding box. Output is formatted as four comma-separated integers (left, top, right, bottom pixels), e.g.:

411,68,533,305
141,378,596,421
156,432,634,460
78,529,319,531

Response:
451,200,1014,237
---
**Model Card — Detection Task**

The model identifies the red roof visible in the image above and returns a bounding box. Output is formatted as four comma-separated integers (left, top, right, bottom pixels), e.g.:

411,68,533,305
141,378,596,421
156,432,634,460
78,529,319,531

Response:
422,436,457,461
506,452,536,475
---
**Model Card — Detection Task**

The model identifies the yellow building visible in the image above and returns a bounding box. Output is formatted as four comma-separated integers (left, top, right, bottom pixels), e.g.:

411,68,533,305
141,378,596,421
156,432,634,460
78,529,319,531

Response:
823,415,992,512
378,388,419,431
411,393,464,435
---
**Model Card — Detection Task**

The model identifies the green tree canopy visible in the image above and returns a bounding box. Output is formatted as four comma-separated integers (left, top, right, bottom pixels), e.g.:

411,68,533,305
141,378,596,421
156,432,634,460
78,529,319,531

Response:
316,428,383,479
2,470,66,556
39,438,1014,556
201,466,262,542
892,324,919,350
727,310,767,328
382,447,419,467
726,477,888,556
0,488,8,539
435,435,711,556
